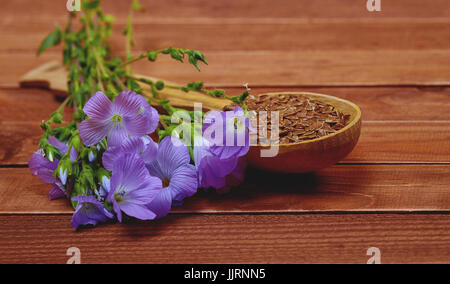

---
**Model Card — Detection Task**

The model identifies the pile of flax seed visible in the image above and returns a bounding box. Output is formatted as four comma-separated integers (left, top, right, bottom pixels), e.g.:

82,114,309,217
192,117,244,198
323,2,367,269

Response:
243,94,351,144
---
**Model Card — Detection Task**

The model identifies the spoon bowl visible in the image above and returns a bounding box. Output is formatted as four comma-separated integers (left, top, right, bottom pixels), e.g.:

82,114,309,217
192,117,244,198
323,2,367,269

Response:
247,92,361,173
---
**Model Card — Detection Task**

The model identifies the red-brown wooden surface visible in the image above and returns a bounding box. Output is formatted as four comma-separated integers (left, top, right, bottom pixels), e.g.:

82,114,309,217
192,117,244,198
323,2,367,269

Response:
0,0,449,264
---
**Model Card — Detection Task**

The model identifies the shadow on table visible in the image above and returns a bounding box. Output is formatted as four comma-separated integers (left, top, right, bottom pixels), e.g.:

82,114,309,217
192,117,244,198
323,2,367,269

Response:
94,165,371,236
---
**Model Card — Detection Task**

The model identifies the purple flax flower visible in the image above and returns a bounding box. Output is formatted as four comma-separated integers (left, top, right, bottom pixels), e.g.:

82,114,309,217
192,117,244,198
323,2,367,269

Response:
49,182,72,200
195,106,252,190
202,106,251,160
29,149,59,183
107,153,162,222
194,137,241,189
28,149,70,200
79,91,159,147
71,196,114,229
146,137,198,218
102,137,158,171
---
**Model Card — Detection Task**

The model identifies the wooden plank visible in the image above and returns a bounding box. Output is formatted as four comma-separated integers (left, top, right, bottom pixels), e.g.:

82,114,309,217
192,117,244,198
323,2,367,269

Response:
3,21,450,53
2,165,450,214
3,120,450,166
0,214,449,264
4,87,450,122
3,0,450,21
346,121,450,164
0,88,72,122
3,51,450,87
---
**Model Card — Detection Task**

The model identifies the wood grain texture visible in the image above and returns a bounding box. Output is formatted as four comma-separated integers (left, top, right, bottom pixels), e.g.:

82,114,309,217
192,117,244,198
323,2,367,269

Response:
92,49,450,87
3,0,450,20
3,50,450,87
2,1,450,87
346,121,450,163
2,165,450,214
3,21,450,53
1,214,449,264
1,1,450,87
1,0,450,264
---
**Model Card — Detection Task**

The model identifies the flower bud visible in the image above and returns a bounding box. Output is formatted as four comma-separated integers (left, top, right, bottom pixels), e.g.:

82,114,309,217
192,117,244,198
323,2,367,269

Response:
57,157,72,185
147,51,158,62
155,80,165,90
73,110,85,121
70,135,82,152
88,149,97,162
45,146,58,162
40,121,51,131
51,112,63,124
213,90,225,98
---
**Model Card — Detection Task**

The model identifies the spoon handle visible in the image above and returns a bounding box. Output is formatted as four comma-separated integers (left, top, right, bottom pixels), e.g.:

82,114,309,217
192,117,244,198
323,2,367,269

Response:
20,61,229,111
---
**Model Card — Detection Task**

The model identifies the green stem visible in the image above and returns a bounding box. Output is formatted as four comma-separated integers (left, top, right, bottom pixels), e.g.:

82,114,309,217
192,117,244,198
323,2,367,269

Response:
125,7,134,76
122,53,147,66
57,96,72,114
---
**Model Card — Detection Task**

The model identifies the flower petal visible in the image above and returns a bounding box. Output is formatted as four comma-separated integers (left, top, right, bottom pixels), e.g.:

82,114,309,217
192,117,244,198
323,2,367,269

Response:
48,136,69,155
119,202,157,221
146,106,159,134
136,94,160,134
123,113,151,137
111,154,149,189
142,139,158,165
83,92,114,120
49,184,65,200
147,188,172,218
107,124,128,147
70,196,112,229
102,146,119,172
112,200,123,223
70,147,79,162
28,150,58,176
157,136,191,176
168,164,198,202
109,154,162,205
103,138,143,171
37,167,57,184
79,119,111,147
112,91,143,117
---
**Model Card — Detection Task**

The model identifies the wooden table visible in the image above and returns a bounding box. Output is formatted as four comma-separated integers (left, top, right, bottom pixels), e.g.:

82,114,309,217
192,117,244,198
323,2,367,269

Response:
1,0,450,264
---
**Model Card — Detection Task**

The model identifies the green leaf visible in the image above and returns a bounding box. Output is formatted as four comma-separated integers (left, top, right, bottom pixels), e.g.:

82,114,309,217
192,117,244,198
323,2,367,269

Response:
170,49,184,63
37,27,62,55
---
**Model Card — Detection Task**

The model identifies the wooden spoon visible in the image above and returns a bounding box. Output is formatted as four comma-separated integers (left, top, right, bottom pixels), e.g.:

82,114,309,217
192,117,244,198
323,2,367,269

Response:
20,61,362,173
